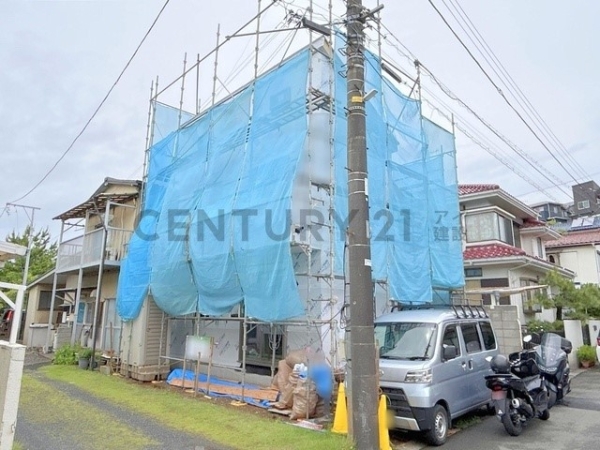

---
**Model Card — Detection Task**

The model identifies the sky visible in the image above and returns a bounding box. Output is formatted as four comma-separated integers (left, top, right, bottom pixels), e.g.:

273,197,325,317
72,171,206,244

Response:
1,0,599,242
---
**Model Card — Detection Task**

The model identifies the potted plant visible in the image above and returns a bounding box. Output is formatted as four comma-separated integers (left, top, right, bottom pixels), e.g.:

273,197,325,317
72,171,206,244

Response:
576,345,596,368
78,347,94,370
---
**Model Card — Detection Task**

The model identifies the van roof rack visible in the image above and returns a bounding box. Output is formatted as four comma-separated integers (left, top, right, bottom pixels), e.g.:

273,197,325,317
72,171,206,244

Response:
451,304,489,319
390,302,453,312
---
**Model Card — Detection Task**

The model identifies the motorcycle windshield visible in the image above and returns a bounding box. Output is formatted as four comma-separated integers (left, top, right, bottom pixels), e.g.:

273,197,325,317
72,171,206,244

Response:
535,333,565,374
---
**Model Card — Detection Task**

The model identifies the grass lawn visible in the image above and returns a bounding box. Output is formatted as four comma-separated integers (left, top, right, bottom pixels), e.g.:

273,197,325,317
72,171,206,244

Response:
19,375,157,449
40,365,353,450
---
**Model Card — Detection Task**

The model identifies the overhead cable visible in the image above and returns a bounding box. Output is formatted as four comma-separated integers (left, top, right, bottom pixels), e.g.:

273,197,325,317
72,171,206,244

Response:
442,0,589,181
10,0,173,203
427,0,583,185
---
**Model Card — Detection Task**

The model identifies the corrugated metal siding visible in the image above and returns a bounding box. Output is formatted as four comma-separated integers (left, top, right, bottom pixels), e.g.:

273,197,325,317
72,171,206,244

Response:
143,296,163,366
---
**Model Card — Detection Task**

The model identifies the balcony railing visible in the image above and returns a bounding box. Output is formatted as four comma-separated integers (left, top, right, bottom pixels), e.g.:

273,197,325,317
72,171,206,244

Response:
56,228,133,272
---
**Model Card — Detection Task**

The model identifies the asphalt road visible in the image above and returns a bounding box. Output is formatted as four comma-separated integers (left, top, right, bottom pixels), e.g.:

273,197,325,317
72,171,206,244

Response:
427,366,600,450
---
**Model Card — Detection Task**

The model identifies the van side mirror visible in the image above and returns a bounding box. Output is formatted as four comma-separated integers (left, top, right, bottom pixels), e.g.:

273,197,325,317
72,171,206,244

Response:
443,344,457,360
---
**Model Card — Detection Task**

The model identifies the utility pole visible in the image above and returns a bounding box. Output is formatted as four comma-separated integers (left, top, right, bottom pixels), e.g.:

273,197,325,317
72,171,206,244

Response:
6,203,40,287
346,1,380,448
6,202,40,343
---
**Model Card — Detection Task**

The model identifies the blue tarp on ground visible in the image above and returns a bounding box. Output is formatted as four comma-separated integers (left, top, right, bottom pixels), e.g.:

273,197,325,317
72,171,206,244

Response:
166,369,275,408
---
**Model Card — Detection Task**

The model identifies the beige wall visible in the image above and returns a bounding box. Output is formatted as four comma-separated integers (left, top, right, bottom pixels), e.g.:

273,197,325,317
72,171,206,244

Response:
24,284,57,325
84,199,138,234
551,246,600,285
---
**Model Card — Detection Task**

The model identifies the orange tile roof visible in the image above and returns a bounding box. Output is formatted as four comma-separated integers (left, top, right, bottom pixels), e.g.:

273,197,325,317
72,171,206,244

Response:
545,229,600,248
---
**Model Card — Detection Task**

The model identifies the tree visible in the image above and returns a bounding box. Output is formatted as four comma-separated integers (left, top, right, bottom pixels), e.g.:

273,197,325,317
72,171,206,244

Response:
0,226,57,306
535,270,600,321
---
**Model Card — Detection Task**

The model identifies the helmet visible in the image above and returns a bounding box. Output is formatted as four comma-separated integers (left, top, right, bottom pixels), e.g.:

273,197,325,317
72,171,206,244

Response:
490,354,510,374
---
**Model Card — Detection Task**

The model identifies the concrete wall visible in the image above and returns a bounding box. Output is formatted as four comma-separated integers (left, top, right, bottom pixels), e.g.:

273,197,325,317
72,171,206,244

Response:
564,319,584,368
489,305,522,355
0,342,25,450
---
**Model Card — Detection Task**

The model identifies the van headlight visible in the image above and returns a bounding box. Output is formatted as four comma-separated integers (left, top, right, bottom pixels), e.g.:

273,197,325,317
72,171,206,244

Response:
404,369,432,383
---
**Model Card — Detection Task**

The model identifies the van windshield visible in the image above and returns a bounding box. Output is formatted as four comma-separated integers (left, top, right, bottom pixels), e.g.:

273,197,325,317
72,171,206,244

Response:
375,322,438,360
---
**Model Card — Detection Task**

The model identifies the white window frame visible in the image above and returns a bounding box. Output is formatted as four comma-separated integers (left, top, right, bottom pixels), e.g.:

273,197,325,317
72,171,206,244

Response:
578,200,590,210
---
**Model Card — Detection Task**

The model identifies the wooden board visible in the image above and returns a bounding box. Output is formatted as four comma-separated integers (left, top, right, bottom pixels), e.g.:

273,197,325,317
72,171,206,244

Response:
169,378,279,402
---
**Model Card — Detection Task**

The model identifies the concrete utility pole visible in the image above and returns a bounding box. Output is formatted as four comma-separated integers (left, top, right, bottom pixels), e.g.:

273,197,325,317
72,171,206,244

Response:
346,1,380,448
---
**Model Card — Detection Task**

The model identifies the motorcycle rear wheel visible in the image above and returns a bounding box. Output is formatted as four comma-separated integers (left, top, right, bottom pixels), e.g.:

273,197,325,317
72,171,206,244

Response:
501,407,523,436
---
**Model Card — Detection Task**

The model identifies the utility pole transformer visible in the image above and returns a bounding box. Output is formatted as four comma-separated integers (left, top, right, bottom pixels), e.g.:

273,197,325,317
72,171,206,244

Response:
346,0,380,448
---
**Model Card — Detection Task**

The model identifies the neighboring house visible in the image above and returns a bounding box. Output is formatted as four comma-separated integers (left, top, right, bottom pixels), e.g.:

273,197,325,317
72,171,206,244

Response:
459,184,574,324
22,271,66,347
530,201,570,223
545,228,600,286
32,178,141,352
571,180,600,218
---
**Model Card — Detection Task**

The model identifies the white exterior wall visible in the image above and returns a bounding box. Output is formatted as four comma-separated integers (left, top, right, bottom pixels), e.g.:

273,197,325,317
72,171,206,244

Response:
564,319,584,368
550,246,600,285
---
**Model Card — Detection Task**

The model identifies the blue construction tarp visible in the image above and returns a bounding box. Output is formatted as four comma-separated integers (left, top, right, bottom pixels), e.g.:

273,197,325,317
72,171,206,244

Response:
117,43,464,321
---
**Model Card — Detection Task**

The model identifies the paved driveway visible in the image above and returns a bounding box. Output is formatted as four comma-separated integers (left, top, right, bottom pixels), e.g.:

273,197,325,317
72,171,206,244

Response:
426,366,600,450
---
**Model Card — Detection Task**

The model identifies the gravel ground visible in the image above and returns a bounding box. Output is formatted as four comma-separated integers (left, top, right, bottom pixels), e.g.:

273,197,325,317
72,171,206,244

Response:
16,353,232,450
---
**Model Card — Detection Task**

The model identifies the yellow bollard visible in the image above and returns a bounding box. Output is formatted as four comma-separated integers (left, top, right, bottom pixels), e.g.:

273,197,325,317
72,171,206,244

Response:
378,394,392,450
331,382,348,434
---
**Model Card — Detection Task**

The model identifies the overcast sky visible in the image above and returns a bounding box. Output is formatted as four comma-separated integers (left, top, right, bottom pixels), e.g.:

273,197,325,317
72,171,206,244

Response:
1,0,599,242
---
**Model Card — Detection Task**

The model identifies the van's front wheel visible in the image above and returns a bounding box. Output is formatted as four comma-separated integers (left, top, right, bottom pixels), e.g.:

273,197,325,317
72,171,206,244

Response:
424,404,449,446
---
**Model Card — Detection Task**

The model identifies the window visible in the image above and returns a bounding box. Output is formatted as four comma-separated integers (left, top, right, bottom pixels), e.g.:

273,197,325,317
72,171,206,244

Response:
536,237,544,258
375,322,438,360
464,267,483,278
498,216,514,246
461,323,482,353
38,291,53,311
577,200,590,210
465,212,499,242
442,325,461,359
548,255,556,264
465,212,514,245
552,206,559,214
521,279,541,313
479,322,497,350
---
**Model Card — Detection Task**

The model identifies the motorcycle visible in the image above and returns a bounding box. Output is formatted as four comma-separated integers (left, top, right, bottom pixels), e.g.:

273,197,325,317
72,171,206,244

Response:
485,335,550,436
530,332,571,406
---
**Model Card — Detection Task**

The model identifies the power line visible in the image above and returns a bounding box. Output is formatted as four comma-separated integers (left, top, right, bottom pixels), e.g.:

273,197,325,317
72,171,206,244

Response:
427,0,583,185
10,0,172,204
422,98,561,203
368,29,573,199
361,47,569,201
442,0,589,181
419,64,572,198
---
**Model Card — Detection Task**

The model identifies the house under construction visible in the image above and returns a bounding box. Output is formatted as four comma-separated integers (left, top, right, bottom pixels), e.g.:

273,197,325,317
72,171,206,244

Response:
115,14,464,383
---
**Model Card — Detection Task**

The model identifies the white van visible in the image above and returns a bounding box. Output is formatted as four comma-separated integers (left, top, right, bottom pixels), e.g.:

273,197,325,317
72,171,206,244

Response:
376,307,499,446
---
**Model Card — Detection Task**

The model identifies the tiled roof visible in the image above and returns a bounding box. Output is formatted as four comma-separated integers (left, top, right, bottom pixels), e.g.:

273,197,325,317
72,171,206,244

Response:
521,218,547,228
464,243,526,260
458,184,500,196
545,229,600,248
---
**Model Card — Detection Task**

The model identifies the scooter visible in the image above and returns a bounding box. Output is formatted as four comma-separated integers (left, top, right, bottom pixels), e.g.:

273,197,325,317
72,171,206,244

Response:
531,332,571,406
485,336,550,436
